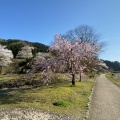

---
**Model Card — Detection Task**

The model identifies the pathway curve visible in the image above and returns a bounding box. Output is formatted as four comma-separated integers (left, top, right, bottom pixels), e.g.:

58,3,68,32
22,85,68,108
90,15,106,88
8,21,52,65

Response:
89,74,120,120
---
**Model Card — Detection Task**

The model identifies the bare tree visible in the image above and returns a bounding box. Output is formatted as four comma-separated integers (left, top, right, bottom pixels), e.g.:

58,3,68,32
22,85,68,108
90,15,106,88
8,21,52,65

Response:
62,25,106,52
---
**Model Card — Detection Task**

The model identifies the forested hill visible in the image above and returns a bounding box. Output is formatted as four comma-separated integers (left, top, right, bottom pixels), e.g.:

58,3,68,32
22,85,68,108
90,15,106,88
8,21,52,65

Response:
0,38,49,58
103,60,120,71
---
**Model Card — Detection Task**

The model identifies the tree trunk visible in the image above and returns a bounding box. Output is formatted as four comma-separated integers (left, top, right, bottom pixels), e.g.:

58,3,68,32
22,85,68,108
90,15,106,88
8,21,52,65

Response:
72,74,75,85
79,72,81,82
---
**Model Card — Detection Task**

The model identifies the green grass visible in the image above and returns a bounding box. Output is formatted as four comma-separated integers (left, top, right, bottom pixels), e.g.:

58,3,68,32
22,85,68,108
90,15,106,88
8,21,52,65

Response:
106,73,120,87
0,74,21,84
0,74,95,119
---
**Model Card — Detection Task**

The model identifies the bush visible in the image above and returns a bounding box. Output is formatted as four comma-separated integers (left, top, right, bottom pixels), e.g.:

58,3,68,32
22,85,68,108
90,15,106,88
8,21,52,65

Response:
51,73,69,84
0,73,70,89
53,100,67,107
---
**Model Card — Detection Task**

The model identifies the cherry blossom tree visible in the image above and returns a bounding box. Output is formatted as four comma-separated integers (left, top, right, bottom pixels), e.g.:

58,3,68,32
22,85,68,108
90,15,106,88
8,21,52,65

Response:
49,34,99,85
32,34,99,85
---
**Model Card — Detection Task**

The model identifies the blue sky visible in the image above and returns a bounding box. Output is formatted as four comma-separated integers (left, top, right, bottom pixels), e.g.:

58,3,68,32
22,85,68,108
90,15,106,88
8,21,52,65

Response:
0,0,120,61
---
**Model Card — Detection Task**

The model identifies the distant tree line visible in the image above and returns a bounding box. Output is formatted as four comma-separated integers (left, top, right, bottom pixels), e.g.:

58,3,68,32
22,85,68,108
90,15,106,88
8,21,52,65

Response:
0,39,49,58
103,60,120,71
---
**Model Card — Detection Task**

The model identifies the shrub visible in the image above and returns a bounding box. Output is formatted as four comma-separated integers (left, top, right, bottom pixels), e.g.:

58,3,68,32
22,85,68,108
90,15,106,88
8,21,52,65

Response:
0,73,70,89
53,100,67,107
51,73,69,84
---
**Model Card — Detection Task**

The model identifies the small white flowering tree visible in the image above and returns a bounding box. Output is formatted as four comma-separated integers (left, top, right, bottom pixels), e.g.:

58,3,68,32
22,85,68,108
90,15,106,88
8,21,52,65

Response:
16,45,34,59
0,44,13,67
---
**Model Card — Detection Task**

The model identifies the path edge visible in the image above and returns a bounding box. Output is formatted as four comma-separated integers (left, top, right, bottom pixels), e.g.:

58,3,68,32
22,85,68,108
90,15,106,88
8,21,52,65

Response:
83,75,98,120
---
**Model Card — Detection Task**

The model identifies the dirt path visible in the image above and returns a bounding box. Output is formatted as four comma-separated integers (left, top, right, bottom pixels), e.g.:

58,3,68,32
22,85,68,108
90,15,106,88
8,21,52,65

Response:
89,74,120,120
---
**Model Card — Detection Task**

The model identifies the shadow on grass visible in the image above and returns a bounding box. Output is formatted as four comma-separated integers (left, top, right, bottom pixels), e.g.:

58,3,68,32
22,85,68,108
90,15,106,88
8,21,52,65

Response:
0,87,33,105
0,93,18,104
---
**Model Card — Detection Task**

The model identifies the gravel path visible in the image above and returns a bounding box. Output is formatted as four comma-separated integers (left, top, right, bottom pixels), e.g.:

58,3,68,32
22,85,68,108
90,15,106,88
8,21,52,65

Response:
0,108,81,120
89,74,120,120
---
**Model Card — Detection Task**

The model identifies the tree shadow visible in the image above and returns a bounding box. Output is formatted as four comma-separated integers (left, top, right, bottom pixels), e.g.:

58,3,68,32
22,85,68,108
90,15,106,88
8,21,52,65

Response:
0,87,32,105
0,93,17,104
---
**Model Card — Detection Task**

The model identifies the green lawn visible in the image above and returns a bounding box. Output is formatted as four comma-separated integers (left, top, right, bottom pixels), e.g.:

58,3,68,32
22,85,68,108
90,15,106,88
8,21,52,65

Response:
0,74,95,119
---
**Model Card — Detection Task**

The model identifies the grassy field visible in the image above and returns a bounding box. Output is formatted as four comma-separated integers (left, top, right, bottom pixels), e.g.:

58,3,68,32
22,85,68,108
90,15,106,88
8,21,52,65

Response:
106,72,120,87
0,74,95,118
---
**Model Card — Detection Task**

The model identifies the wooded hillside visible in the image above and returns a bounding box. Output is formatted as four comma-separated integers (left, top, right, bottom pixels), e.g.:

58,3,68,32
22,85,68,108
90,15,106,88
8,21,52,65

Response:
103,60,120,71
0,39,49,58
